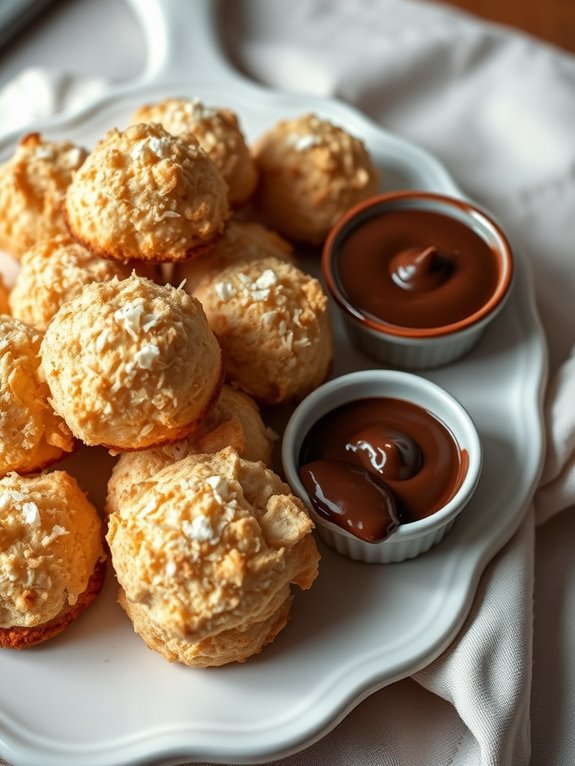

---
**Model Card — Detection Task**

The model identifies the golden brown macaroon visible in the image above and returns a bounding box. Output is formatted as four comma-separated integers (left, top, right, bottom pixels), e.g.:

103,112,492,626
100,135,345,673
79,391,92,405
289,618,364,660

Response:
193,256,333,404
0,315,74,477
0,471,106,649
9,235,139,331
105,384,274,516
0,132,87,259
40,274,223,452
0,274,9,314
173,218,294,295
106,447,319,667
64,122,230,263
132,97,258,208
254,113,379,245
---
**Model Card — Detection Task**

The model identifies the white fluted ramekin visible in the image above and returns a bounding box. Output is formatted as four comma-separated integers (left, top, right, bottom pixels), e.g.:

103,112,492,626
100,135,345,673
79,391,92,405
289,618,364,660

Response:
322,191,514,369
281,369,482,563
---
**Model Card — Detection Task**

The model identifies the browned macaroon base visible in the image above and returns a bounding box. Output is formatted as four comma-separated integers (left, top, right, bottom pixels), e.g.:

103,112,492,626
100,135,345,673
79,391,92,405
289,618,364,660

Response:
118,587,293,667
64,209,227,265
0,558,107,650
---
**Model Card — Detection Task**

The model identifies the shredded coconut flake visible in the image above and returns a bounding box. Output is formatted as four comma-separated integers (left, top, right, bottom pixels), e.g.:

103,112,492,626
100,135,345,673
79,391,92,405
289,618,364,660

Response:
188,98,217,119
206,475,228,498
287,133,322,151
141,498,157,515
265,426,279,442
64,147,84,169
95,330,109,353
41,525,69,546
293,309,304,327
254,269,278,290
21,501,41,526
130,140,146,160
250,288,270,302
214,281,236,301
157,210,181,222
142,314,159,332
134,343,160,370
183,514,215,543
114,300,145,337
34,146,54,161
147,137,163,154
282,331,294,350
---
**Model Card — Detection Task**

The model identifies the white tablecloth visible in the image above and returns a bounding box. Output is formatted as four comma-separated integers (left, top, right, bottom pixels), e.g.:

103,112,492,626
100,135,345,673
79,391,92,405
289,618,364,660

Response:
1,1,574,764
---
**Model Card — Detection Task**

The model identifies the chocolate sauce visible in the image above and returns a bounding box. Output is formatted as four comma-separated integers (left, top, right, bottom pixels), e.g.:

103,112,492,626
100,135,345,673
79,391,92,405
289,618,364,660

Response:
335,208,500,329
346,425,422,480
299,460,399,543
298,397,467,542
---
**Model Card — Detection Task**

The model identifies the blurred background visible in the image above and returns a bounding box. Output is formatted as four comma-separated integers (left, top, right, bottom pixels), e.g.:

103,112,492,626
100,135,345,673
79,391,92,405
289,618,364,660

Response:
439,0,574,52
0,0,573,89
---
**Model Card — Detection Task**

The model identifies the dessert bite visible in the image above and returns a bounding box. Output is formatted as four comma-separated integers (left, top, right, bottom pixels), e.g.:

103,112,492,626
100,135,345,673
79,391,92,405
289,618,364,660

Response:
106,447,319,667
9,235,138,331
193,256,333,404
173,218,294,295
40,274,223,451
0,133,87,259
64,123,230,263
132,97,258,208
254,112,378,245
105,384,274,516
0,471,106,649
0,315,74,477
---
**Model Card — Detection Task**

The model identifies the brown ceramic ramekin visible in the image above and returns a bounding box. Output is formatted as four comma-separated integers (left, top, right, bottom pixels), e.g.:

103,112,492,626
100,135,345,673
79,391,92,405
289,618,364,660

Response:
322,190,514,368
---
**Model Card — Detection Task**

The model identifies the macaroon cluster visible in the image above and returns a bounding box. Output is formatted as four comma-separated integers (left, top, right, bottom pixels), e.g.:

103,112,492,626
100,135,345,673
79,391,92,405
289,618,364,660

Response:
0,99,380,664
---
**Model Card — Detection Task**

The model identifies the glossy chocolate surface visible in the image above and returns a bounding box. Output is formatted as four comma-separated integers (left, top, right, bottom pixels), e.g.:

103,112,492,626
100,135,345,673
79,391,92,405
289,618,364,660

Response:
298,397,467,542
335,208,500,329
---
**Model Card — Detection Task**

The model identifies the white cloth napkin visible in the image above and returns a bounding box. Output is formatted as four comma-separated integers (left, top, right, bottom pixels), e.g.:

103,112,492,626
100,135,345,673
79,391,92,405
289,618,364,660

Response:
1,2,574,765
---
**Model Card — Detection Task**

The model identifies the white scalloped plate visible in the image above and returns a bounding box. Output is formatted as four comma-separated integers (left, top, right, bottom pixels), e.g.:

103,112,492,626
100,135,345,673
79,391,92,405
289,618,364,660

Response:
0,2,547,765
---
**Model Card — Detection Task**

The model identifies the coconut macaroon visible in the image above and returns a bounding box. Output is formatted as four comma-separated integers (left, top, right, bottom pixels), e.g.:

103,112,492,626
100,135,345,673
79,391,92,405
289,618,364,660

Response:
173,219,294,296
254,113,379,245
0,132,87,259
106,447,319,667
0,315,74,477
9,236,138,331
193,256,333,404
40,274,223,452
132,97,258,208
105,385,274,516
64,122,230,263
0,471,106,649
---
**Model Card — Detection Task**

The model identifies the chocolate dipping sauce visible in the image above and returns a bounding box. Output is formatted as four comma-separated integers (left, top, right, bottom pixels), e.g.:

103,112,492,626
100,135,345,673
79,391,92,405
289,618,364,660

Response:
298,397,467,543
335,208,500,329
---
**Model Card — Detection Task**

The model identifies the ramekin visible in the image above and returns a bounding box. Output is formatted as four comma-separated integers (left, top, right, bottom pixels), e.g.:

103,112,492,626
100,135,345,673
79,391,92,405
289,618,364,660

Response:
322,190,514,369
281,369,482,563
